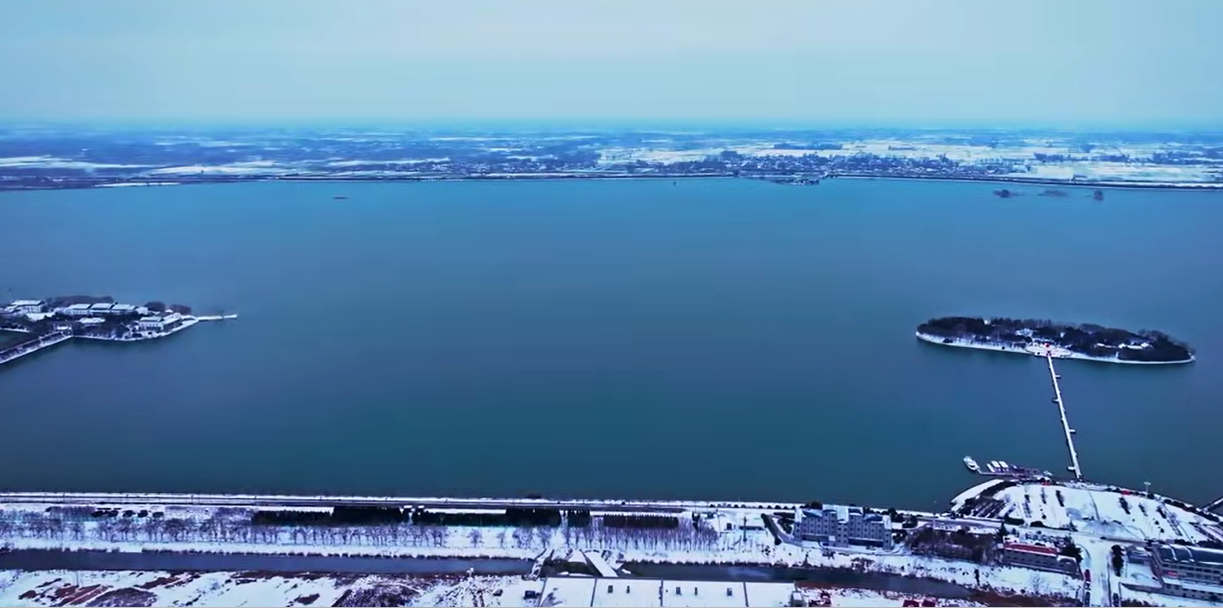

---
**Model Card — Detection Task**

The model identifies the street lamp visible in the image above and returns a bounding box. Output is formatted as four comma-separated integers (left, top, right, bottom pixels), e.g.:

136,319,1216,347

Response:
1143,481,1151,495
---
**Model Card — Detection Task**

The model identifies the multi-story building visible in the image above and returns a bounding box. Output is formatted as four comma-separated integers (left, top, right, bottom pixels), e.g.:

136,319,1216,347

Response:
1149,543,1223,602
998,542,1079,574
793,504,892,549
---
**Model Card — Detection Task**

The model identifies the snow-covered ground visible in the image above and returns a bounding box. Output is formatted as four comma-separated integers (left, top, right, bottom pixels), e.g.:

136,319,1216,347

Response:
989,482,1221,545
0,495,1082,604
951,480,1223,607
0,570,1020,607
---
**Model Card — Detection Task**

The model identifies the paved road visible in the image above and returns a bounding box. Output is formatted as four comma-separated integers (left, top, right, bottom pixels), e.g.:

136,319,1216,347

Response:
0,492,801,514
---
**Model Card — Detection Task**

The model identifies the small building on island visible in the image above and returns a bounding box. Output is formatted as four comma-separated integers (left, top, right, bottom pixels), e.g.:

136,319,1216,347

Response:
137,312,183,332
61,303,95,316
8,300,45,315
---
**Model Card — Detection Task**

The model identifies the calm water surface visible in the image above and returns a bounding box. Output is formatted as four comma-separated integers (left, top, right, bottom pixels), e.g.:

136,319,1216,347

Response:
0,178,1220,509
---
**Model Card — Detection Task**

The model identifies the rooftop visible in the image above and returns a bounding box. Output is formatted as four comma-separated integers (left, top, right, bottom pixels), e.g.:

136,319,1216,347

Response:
1003,542,1058,556
11,300,42,306
1157,543,1223,566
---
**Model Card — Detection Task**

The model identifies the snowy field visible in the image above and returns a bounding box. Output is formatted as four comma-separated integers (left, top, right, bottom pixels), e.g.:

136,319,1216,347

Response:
0,570,1017,607
988,482,1222,544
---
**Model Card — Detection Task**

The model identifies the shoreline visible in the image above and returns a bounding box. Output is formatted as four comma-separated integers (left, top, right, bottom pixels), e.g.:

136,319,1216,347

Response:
914,331,1195,365
2,171,1222,193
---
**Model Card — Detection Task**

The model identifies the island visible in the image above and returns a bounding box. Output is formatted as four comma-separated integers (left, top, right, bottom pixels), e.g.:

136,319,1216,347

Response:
1,295,237,367
916,316,1194,365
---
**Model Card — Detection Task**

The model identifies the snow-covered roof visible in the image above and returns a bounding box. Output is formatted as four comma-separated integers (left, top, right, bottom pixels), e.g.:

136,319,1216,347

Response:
90,302,113,309
111,304,137,311
1157,543,1223,566
662,580,751,607
11,299,42,306
1003,542,1057,555
67,303,92,310
593,579,664,608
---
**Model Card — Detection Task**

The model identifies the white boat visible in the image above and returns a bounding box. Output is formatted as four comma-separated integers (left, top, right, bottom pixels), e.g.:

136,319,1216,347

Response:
963,456,980,473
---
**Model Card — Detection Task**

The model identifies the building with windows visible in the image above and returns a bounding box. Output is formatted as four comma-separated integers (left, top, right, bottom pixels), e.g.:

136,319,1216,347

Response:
61,303,95,316
137,312,183,332
1149,543,1223,602
998,542,1079,574
7,300,45,315
793,504,893,549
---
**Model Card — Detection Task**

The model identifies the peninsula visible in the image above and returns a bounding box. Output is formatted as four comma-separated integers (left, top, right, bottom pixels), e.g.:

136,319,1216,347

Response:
0,296,236,367
916,316,1194,365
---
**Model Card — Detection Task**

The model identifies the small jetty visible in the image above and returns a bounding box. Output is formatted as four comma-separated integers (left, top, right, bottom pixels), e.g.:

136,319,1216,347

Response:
962,456,1051,480
1,296,237,369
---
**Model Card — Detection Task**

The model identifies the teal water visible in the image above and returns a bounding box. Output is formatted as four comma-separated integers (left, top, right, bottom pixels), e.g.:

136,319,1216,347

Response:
0,178,1220,510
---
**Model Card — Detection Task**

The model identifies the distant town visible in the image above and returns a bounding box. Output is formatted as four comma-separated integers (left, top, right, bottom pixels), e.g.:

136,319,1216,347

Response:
2,127,1222,191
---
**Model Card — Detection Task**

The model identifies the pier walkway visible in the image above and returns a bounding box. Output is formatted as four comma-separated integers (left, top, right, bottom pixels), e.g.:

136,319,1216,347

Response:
1045,353,1084,480
1203,495,1223,513
0,330,72,367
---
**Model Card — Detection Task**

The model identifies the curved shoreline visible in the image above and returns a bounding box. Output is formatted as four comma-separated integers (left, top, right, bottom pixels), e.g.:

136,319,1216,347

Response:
915,331,1195,365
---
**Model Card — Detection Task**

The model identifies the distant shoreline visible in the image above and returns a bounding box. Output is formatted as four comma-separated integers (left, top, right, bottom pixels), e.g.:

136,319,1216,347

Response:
1,171,1221,193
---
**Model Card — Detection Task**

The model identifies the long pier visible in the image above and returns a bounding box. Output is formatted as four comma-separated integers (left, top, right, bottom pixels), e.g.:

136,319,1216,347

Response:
1203,495,1223,513
1045,353,1084,480
0,330,72,367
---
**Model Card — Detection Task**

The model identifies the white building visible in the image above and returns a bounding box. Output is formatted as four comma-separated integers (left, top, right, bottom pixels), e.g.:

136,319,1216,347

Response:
108,303,137,315
79,317,106,326
61,303,95,316
89,303,114,314
137,312,183,332
1151,543,1223,602
9,300,44,315
793,504,894,549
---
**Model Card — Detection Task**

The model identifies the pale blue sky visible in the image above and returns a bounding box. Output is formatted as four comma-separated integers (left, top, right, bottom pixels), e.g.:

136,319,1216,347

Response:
1,0,1220,126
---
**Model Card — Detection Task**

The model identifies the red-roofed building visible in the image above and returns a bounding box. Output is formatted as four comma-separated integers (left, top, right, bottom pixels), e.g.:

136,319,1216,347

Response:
1000,542,1079,574
1004,542,1058,555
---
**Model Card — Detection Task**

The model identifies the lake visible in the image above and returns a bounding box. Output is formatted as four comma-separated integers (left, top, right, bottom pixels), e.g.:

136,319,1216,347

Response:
1,178,1220,510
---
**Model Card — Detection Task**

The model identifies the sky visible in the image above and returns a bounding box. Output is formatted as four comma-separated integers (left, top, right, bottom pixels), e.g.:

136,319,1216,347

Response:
1,0,1221,127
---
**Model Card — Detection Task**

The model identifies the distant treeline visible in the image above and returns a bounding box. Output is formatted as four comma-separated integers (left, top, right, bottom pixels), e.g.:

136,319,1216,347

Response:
602,514,680,529
249,506,595,528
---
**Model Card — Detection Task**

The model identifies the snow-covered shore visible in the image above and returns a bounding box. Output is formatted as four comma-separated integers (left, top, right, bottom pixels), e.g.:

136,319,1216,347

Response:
914,332,1194,365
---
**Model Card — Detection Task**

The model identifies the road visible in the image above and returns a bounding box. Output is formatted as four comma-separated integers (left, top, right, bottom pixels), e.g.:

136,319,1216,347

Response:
0,491,797,514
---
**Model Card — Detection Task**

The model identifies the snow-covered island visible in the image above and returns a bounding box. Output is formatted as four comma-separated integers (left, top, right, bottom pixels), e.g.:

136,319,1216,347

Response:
0,296,237,367
916,316,1195,365
2,479,1222,607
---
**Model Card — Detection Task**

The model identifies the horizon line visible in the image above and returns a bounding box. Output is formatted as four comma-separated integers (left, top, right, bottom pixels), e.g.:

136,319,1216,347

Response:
4,118,1223,133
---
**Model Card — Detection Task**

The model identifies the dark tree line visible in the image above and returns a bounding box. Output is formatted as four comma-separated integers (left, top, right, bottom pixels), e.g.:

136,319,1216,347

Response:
602,514,680,529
